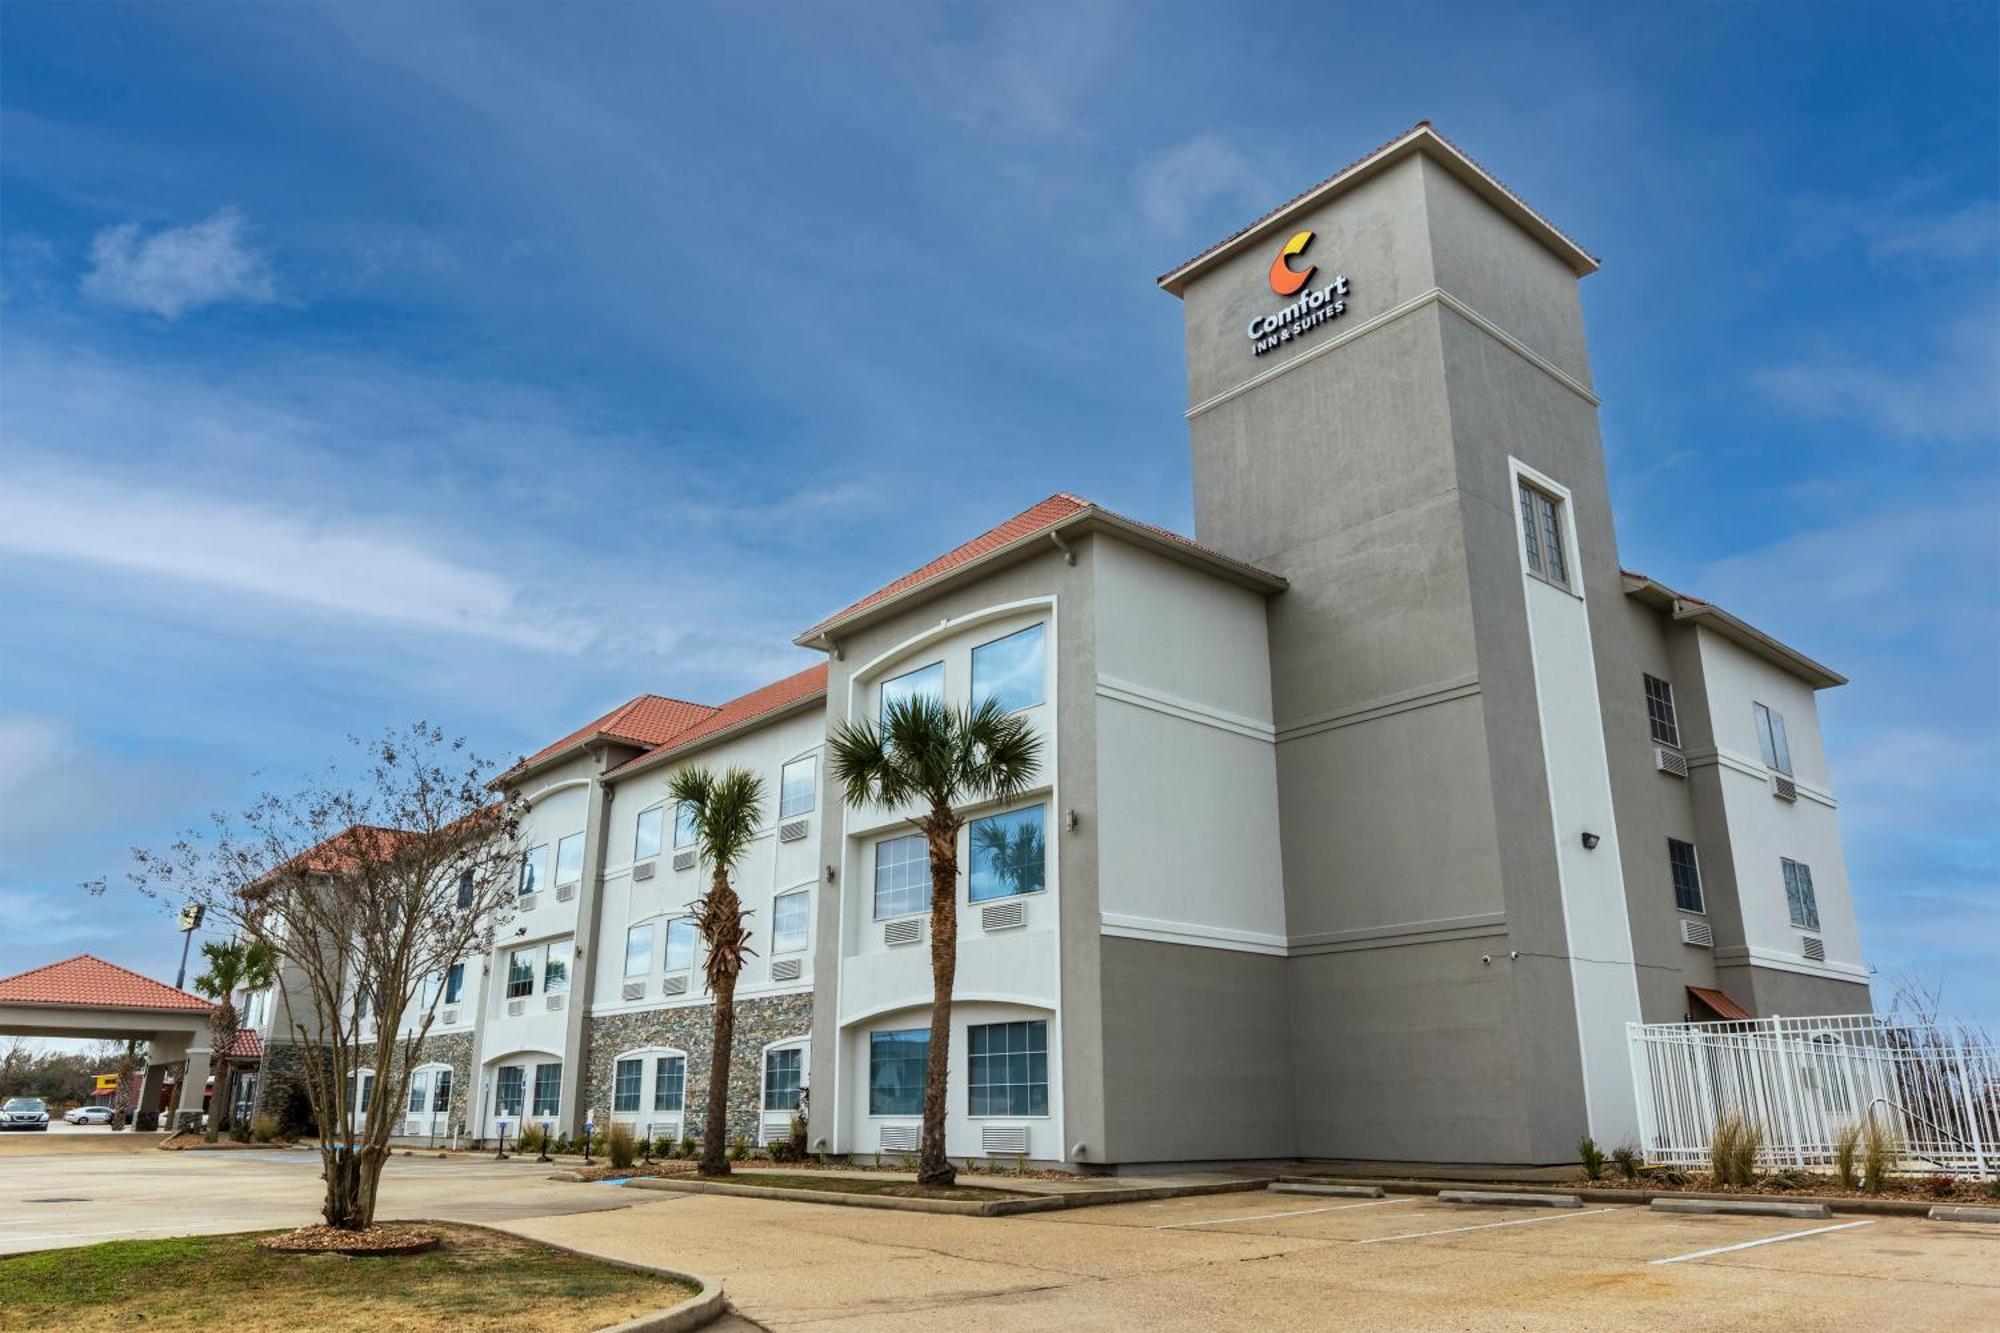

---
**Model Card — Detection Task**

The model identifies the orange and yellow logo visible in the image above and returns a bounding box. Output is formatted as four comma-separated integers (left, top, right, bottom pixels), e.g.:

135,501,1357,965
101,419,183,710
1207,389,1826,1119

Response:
1268,229,1316,296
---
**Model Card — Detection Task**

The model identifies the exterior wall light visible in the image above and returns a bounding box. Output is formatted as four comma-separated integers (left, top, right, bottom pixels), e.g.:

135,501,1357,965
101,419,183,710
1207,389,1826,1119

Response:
1580,832,1601,850
1065,809,1079,832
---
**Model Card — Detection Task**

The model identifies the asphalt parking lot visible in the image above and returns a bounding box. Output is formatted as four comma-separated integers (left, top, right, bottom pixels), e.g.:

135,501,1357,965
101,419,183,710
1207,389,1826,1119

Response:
2,1143,1995,1329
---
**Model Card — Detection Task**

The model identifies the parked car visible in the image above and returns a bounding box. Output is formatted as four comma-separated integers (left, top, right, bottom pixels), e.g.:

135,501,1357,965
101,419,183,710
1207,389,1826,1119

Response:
1,1097,50,1131
63,1105,114,1125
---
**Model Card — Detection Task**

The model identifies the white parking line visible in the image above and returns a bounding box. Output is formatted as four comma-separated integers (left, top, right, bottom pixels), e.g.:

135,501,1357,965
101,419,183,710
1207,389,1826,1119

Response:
1154,1198,1408,1230
1649,1218,1876,1266
1356,1206,1616,1244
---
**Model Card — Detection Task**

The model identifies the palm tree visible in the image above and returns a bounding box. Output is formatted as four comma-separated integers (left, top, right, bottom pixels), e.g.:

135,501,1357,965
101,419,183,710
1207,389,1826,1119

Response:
109,1038,146,1131
829,695,1042,1187
192,937,277,1141
667,765,767,1177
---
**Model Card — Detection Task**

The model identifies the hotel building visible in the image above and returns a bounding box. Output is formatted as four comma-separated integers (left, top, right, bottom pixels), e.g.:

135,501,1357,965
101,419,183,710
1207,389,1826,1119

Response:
249,124,1871,1168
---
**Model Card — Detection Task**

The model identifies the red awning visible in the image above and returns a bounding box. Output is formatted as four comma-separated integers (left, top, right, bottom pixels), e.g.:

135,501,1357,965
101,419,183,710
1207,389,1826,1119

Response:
1687,985,1753,1021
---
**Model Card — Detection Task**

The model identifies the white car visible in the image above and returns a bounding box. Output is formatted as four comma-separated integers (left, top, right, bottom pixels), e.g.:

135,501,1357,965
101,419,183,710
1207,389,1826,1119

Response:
64,1105,114,1125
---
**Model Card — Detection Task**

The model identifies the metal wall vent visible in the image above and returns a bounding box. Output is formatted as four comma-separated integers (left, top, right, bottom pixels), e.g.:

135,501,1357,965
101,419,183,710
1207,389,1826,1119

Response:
879,1124,920,1152
883,917,923,947
632,861,656,881
660,974,689,996
1801,935,1826,963
672,850,698,872
980,1123,1029,1156
770,957,803,982
506,998,526,1017
1655,746,1689,779
556,882,577,903
620,981,645,1002
517,893,537,912
546,993,565,1012
1678,918,1714,948
440,1008,459,1026
982,899,1027,932
1773,775,1799,802
779,818,810,843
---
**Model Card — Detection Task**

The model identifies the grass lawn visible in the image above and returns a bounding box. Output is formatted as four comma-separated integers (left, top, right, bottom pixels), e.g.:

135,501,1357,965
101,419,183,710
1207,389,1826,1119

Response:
0,1222,696,1332
719,1170,1035,1202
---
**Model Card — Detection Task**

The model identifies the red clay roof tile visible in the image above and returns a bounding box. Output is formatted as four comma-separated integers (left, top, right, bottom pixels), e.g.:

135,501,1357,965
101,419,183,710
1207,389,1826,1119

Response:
611,663,828,776
513,694,718,775
0,954,213,1013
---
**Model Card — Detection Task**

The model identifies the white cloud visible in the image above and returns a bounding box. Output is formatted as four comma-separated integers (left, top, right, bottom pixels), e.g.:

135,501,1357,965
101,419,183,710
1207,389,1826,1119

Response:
1134,133,1266,237
1752,313,1998,446
81,208,278,319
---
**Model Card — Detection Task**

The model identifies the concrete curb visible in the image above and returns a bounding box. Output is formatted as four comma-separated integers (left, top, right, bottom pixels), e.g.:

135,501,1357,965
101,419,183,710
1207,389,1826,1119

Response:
1651,1198,1830,1219
1269,1182,1384,1198
506,1230,727,1332
1437,1190,1581,1208
626,1174,1270,1217
1929,1205,2000,1224
1278,1175,1947,1217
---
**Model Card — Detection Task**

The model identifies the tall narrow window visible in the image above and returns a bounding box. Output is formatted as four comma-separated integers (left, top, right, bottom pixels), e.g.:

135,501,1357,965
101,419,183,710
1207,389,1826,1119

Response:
673,802,699,849
972,623,1046,713
664,918,697,972
613,1058,643,1113
880,662,945,727
970,805,1047,902
543,939,572,995
357,1071,374,1114
1644,674,1681,748
408,1071,430,1115
1782,858,1820,932
554,832,584,887
780,755,817,819
968,1020,1049,1116
456,870,475,909
1518,479,1569,588
506,947,535,999
422,971,443,1007
873,834,931,919
433,1069,452,1116
494,1066,524,1118
520,844,548,897
772,890,810,954
763,1046,804,1111
654,1056,685,1113
634,805,665,860
531,1063,561,1117
624,924,653,978
444,962,465,1005
1754,703,1793,776
1667,838,1704,914
868,1030,927,1116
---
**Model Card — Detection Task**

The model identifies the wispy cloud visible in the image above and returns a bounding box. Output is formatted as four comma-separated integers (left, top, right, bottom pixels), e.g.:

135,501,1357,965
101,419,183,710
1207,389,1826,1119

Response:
1752,312,1999,446
1134,133,1267,237
81,207,277,318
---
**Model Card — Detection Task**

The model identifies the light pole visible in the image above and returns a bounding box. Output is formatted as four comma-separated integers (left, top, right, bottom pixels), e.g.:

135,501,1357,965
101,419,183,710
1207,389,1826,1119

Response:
172,904,205,990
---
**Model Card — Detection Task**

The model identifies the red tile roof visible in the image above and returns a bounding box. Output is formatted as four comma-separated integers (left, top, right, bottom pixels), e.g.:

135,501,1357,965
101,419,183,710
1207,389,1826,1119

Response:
288,824,424,876
222,1028,263,1060
800,493,1278,639
511,693,718,776
612,663,829,777
0,954,214,1013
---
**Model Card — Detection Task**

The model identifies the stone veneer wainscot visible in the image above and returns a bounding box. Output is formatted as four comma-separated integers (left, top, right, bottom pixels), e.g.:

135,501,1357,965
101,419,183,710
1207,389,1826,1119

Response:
585,993,814,1147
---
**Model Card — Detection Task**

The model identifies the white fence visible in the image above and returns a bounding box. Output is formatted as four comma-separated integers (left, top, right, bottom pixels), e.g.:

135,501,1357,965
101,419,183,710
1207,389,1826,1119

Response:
1629,1013,1998,1176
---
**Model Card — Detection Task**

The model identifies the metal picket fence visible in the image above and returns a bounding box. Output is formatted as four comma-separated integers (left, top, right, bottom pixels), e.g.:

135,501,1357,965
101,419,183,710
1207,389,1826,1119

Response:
1628,1013,1998,1177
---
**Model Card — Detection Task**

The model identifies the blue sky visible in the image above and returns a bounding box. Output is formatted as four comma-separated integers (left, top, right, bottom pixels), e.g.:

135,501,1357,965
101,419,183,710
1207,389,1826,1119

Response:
2,2,1994,1017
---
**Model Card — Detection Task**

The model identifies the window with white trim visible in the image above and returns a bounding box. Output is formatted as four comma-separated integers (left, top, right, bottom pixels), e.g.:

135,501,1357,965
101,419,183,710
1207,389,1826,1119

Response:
519,844,548,896
634,805,665,861
763,1045,804,1112
613,1058,643,1113
1754,702,1793,776
444,962,465,1005
505,947,535,999
673,801,698,849
869,1029,926,1116
654,1055,685,1113
664,918,697,972
1644,674,1681,748
779,755,817,819
972,623,1046,713
968,1019,1048,1116
873,833,930,920
494,1065,525,1118
531,1062,561,1118
624,924,652,978
456,870,475,909
1518,479,1569,588
1782,858,1820,932
880,662,944,727
772,890,810,954
1667,838,1704,914
969,804,1046,902
543,939,572,995
554,832,584,887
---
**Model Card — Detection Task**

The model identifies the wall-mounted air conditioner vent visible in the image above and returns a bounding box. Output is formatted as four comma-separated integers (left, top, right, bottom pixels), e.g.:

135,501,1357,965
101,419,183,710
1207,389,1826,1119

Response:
1801,935,1826,963
779,818,810,843
440,1008,459,1026
980,1124,1029,1156
660,974,689,996
1655,747,1689,780
546,993,565,1012
517,893,537,912
556,882,576,903
879,1124,920,1152
982,899,1026,932
1773,775,1799,802
633,861,656,881
883,918,923,947
621,981,645,1002
506,998,526,1017
672,850,697,872
771,957,803,982
1679,918,1714,948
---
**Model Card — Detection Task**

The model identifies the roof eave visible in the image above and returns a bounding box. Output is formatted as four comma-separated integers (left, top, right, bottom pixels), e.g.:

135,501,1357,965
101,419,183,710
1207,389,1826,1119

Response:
1623,574,1846,690
607,690,830,784
1156,123,1598,298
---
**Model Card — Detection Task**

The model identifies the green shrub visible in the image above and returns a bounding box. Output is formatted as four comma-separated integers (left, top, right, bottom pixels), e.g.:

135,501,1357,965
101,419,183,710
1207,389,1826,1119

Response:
1578,1136,1605,1181
680,1136,697,1159
1832,1121,1862,1190
1708,1111,1762,1187
1611,1144,1639,1181
515,1124,549,1155
249,1113,281,1144
607,1123,638,1169
729,1135,749,1162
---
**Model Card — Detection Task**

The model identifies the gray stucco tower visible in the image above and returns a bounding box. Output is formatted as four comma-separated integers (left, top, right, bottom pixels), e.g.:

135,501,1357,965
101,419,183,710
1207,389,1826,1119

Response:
1161,124,1642,1163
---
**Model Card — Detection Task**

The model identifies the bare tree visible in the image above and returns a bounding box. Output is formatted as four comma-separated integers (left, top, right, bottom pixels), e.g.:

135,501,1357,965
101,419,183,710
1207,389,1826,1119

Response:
100,724,520,1230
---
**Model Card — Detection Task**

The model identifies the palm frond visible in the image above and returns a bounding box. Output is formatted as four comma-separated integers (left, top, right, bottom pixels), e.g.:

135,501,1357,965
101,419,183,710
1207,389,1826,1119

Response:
668,765,766,879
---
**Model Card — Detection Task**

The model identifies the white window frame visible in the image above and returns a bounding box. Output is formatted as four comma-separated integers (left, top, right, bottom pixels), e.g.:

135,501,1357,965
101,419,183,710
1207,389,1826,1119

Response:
1782,857,1821,932
530,1060,563,1119
505,946,537,999
624,923,653,978
879,661,945,727
866,1026,928,1119
1754,702,1794,776
965,1017,1052,1120
519,843,548,896
971,621,1048,714
872,832,931,921
1644,673,1681,749
444,961,466,1005
608,1047,689,1123
1667,837,1706,916
543,938,573,995
760,1036,809,1114
553,831,585,887
967,801,1049,904
634,804,665,861
779,753,818,819
1511,462,1577,594
673,801,699,850
771,887,811,955
663,917,697,973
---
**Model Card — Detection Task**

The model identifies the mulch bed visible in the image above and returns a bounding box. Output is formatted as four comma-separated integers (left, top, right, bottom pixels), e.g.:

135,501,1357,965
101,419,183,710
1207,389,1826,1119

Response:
255,1224,441,1256
563,1161,700,1182
1583,1171,1998,1203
